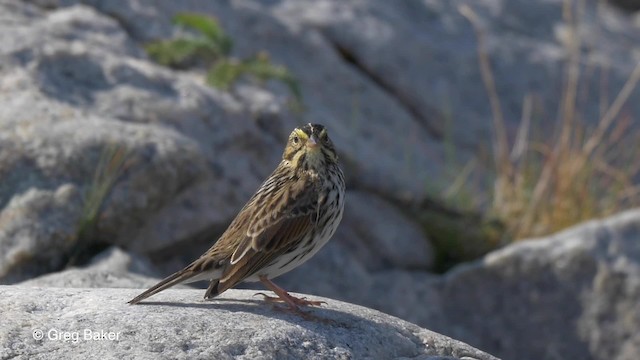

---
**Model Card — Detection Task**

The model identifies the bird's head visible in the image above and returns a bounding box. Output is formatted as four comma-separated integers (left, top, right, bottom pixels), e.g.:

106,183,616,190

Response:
283,123,338,171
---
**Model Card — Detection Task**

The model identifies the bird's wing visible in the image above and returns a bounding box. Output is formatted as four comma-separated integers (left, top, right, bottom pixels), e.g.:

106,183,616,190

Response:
215,214,314,293
228,174,318,262
208,176,320,295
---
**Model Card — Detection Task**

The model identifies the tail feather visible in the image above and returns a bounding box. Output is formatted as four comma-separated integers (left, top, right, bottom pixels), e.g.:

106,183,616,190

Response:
128,269,196,304
204,279,221,299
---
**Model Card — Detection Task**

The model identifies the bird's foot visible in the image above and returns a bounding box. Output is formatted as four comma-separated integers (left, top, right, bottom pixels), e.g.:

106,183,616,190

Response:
254,292,326,308
257,276,327,318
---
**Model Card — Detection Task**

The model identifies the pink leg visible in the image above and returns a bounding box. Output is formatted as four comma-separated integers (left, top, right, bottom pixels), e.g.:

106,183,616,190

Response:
257,276,326,311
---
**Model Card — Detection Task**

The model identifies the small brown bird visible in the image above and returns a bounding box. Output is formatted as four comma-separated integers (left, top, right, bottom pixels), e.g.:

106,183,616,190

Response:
128,123,345,311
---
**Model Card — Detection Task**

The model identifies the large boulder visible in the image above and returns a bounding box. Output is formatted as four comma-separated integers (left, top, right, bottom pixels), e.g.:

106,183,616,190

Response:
0,286,499,360
368,210,640,360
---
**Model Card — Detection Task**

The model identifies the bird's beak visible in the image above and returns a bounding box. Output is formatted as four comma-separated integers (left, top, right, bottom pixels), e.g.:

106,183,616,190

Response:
307,135,319,149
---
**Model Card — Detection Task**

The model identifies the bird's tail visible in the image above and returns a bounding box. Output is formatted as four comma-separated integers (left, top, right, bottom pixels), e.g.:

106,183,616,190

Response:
128,254,226,304
204,279,222,299
128,269,198,305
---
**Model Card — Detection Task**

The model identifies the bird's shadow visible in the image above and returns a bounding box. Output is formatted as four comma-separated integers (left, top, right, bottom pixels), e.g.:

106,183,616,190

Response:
134,296,359,329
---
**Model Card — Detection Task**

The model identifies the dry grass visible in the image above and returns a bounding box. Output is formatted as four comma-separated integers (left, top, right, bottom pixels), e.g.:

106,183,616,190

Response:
458,1,640,241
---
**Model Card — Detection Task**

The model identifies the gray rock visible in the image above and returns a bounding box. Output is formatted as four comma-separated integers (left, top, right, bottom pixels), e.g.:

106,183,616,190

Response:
26,0,449,202
0,184,83,283
274,241,374,306
263,210,640,360
338,191,433,271
0,286,499,360
273,0,640,149
0,2,280,282
27,0,640,203
0,111,211,282
368,210,640,360
18,247,164,289
367,270,444,329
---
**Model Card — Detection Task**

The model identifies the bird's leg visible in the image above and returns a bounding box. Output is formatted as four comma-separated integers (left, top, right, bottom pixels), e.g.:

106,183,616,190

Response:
257,276,326,311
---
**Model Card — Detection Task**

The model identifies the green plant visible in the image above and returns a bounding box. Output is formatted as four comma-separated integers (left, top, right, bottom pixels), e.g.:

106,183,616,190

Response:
67,144,131,266
145,13,231,67
145,13,303,110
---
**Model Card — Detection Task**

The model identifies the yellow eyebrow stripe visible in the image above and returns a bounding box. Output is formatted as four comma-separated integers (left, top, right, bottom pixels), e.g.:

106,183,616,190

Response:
294,129,309,139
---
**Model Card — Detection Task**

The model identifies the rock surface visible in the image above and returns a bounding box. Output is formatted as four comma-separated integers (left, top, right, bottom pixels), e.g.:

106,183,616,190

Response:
0,1,275,282
0,286,499,360
279,0,640,147
338,191,434,271
374,210,640,360
18,247,164,289
38,0,640,156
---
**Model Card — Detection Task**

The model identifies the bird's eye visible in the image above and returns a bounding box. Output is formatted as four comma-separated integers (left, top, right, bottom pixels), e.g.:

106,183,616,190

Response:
292,136,300,144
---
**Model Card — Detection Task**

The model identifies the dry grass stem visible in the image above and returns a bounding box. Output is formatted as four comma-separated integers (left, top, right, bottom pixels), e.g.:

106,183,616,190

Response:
457,1,640,241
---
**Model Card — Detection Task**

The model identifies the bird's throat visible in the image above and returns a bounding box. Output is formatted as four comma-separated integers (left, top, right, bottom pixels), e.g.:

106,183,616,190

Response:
292,148,325,172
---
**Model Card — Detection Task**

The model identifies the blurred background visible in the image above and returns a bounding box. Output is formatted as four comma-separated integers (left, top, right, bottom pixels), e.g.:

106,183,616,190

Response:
1,0,640,359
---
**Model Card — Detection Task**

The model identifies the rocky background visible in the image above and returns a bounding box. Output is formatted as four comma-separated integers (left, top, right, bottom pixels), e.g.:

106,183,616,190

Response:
1,0,640,359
